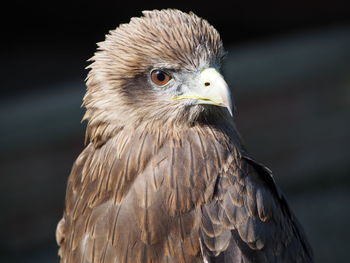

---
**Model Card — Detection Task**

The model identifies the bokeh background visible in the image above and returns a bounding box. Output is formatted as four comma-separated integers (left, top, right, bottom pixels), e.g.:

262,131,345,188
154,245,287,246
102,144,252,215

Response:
1,1,350,262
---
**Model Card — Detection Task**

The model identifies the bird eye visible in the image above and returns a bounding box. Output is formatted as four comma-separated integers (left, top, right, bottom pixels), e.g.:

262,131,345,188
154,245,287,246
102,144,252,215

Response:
150,70,172,86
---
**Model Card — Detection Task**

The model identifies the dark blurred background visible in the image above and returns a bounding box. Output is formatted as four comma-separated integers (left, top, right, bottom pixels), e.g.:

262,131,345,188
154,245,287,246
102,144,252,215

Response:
1,1,349,262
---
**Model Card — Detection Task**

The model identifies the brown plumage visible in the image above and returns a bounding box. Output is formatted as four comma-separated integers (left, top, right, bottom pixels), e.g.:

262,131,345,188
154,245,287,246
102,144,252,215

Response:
56,9,314,263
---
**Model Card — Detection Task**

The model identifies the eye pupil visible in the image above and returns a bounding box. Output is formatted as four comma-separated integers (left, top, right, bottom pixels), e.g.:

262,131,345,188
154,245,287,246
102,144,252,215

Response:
150,69,171,86
156,71,165,81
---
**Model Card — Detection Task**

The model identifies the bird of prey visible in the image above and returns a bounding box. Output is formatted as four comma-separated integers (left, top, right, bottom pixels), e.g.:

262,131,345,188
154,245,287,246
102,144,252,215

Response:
56,9,313,263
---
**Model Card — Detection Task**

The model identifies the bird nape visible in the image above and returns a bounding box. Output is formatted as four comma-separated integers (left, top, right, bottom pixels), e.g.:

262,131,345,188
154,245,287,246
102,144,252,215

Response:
56,9,314,263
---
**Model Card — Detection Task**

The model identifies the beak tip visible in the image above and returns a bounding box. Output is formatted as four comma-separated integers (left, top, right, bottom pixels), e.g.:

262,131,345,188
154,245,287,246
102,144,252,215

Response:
228,108,233,117
226,104,233,117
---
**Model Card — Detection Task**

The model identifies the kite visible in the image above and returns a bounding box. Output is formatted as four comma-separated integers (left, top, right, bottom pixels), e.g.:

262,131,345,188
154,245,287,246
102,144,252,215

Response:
56,9,314,263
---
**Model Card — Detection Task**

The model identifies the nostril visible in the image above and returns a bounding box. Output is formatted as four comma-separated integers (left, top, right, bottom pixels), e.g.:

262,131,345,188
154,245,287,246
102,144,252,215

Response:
204,82,210,86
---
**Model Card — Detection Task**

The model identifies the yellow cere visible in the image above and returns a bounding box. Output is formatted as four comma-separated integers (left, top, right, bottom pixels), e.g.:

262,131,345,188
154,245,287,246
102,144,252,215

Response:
171,95,221,105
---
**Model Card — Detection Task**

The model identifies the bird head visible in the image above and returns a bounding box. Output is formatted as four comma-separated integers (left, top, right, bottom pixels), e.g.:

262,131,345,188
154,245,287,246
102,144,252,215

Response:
84,9,235,143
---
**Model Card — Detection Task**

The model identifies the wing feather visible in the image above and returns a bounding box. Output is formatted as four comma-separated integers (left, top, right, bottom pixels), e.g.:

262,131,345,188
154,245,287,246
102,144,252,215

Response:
200,155,314,262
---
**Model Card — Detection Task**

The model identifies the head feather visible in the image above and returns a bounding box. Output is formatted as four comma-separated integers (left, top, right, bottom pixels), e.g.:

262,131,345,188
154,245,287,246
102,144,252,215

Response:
84,9,225,146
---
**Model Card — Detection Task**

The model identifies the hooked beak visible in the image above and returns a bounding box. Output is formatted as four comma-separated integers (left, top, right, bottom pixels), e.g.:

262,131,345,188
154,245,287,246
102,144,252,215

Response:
172,68,233,116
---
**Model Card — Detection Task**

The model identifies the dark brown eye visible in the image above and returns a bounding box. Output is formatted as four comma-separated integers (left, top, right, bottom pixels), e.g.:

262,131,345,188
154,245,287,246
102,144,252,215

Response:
150,70,172,86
